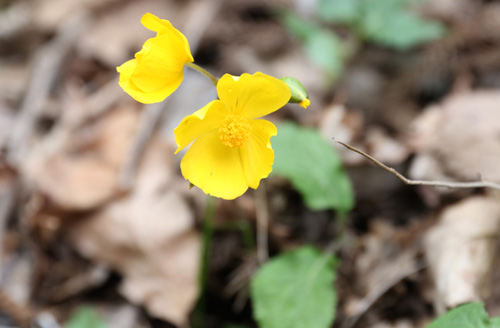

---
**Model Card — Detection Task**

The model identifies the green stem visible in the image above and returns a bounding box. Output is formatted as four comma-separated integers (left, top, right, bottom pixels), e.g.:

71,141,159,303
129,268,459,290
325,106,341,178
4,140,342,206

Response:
193,196,217,327
186,62,219,86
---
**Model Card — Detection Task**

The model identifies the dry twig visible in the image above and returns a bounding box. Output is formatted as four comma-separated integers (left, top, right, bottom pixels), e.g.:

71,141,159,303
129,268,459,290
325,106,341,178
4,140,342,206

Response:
255,181,269,264
335,140,500,191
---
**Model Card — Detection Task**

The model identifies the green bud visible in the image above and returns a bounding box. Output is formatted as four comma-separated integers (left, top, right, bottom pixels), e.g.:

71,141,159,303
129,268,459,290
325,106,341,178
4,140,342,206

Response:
280,77,310,108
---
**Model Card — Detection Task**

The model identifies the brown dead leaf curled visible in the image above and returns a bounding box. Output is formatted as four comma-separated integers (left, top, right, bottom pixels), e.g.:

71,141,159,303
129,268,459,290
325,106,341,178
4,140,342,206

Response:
424,194,500,314
69,138,200,326
409,91,500,184
24,106,140,211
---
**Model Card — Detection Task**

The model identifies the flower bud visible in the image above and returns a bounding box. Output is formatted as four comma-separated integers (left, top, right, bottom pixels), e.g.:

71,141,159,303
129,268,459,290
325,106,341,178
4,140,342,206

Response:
280,77,310,108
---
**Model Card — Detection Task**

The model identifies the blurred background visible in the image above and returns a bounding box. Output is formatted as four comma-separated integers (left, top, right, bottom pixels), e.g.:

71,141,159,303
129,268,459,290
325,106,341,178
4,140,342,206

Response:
1,0,500,327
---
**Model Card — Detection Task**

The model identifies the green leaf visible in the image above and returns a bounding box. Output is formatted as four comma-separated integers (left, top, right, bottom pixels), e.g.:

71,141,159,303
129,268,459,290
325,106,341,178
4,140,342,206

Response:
317,0,360,24
491,317,500,328
280,11,317,41
65,306,107,328
427,303,489,328
304,29,344,77
357,0,446,49
280,12,345,78
272,122,354,213
250,246,337,328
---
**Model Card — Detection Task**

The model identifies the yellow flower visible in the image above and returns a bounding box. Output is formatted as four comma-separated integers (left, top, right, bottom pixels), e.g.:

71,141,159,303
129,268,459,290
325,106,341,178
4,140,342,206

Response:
117,13,194,104
174,73,291,200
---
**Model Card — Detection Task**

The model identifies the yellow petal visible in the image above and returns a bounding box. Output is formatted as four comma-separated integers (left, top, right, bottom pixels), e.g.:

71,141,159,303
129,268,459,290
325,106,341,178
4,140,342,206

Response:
173,100,228,153
141,13,172,33
117,58,138,93
217,72,291,119
116,15,193,104
141,13,193,59
239,119,277,189
180,130,249,200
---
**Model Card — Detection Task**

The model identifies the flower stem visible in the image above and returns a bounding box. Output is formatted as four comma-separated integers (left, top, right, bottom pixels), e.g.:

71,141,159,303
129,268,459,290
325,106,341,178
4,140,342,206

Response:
186,62,218,86
193,195,216,327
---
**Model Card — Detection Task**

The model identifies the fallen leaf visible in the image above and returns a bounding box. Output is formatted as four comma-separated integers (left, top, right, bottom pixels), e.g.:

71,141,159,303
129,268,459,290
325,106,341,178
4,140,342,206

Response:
424,194,500,314
25,106,140,211
409,91,500,184
365,127,409,165
69,138,200,326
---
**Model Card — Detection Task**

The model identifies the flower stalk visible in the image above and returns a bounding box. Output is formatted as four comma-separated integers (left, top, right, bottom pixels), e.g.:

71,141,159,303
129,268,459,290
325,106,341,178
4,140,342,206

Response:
186,62,219,86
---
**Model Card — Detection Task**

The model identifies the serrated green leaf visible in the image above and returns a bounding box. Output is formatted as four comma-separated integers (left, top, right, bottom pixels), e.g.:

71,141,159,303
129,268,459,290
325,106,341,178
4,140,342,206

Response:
250,246,337,328
65,306,107,328
272,122,354,213
358,0,446,49
427,303,489,328
317,0,360,24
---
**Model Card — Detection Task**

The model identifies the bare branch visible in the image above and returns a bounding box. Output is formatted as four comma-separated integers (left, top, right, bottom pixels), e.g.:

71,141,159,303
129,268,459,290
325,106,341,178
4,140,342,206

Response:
335,140,500,191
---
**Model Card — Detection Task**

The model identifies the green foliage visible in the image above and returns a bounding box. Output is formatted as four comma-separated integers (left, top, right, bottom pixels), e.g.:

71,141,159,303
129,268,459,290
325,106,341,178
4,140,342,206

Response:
250,246,337,328
427,302,497,328
65,306,107,328
317,0,360,24
281,0,445,82
272,122,354,213
280,12,345,78
492,317,500,328
315,0,446,50
357,0,445,50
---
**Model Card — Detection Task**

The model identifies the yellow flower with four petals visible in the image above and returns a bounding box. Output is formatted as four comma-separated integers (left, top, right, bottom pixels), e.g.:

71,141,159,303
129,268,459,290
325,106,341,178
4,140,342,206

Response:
117,13,194,104
174,73,291,199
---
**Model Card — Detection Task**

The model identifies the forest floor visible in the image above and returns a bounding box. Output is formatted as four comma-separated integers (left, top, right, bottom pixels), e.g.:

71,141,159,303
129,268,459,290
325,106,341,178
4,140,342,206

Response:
1,0,500,327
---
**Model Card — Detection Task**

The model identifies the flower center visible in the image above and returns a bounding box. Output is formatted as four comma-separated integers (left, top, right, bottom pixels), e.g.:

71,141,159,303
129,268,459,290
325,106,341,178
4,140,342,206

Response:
219,115,252,147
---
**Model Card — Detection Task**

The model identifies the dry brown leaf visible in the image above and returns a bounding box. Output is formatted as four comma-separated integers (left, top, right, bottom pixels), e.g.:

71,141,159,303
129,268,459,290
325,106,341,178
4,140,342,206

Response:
345,221,419,323
32,0,122,31
424,194,500,314
409,91,500,184
365,128,409,165
319,104,365,165
69,138,200,326
25,106,140,211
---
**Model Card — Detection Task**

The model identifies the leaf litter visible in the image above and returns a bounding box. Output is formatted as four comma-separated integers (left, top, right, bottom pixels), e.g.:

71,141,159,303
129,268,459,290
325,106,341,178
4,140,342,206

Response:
1,0,500,327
